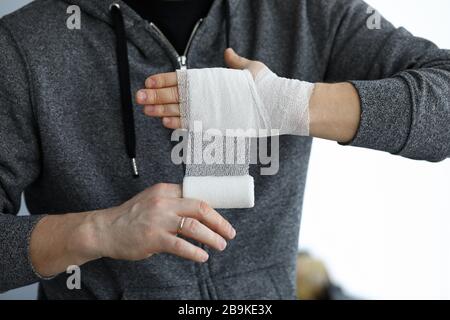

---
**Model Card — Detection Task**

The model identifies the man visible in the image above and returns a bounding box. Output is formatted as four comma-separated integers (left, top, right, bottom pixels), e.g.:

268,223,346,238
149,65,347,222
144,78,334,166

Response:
0,0,449,299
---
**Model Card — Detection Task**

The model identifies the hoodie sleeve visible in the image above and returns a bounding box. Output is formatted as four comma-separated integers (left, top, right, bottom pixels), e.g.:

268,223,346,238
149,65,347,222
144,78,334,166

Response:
0,21,47,292
324,0,450,162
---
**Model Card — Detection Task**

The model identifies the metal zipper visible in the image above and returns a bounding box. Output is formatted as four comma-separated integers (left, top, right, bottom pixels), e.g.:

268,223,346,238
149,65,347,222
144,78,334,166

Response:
149,19,204,70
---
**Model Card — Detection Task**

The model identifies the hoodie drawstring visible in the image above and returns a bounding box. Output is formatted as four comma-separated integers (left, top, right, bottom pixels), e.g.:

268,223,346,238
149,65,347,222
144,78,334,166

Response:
224,0,231,48
110,3,139,177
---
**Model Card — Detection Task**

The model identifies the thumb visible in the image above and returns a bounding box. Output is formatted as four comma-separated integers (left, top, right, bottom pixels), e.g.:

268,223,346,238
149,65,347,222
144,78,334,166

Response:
224,48,251,70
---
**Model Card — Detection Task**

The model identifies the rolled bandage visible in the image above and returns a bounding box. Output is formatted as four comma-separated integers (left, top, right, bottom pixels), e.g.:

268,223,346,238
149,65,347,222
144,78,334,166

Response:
182,130,254,209
183,175,255,209
177,67,315,137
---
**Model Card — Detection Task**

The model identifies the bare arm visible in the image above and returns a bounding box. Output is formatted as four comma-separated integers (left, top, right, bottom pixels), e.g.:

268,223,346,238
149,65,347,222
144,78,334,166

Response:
309,82,361,143
30,210,99,278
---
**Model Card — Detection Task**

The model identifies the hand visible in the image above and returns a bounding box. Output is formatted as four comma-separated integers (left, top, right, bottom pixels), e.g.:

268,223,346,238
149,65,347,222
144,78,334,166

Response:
91,183,236,263
137,48,360,142
136,48,266,129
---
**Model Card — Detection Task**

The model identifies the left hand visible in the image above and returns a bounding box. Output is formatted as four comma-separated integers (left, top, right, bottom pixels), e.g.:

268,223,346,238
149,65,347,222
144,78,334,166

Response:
136,48,266,129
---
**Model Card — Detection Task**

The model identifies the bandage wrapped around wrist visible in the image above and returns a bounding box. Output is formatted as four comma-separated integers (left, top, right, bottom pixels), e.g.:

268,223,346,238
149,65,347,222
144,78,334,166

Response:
177,67,315,137
177,66,314,209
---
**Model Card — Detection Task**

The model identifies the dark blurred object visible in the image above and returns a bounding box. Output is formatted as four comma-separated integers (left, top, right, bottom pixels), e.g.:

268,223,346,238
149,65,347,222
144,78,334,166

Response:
296,251,355,300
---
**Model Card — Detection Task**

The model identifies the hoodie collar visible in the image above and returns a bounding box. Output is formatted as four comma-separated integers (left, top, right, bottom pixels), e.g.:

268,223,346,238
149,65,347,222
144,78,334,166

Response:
61,0,240,66
62,0,241,27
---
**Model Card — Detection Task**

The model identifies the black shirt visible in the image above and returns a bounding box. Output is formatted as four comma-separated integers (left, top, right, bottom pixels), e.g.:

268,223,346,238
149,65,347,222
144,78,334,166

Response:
123,0,214,55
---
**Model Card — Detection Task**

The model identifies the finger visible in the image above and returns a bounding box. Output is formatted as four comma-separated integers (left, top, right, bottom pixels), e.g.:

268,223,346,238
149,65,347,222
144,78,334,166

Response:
145,72,178,89
224,47,251,70
136,87,179,105
174,198,236,240
161,233,209,263
162,117,182,129
143,104,180,117
177,218,227,251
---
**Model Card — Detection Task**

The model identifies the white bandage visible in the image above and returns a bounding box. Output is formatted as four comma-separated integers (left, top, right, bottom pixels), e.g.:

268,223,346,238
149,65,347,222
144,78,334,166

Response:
177,67,315,137
177,66,314,209
255,67,314,136
183,175,254,209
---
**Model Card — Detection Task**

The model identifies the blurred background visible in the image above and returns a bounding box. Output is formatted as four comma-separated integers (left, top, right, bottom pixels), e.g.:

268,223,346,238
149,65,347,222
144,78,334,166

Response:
1,0,450,300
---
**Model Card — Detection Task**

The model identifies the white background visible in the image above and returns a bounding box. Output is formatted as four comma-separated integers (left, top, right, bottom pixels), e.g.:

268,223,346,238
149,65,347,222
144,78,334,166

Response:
1,0,450,300
300,0,450,300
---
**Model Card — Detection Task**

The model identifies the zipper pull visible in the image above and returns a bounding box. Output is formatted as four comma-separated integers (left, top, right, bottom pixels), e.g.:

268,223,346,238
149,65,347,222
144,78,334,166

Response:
178,56,187,70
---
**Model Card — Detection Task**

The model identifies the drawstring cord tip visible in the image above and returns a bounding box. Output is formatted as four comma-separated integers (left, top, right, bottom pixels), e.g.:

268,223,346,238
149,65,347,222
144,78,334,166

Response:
131,158,139,177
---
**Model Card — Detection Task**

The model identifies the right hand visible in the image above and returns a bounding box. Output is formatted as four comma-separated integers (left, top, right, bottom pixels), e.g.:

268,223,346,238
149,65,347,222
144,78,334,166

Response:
91,183,236,263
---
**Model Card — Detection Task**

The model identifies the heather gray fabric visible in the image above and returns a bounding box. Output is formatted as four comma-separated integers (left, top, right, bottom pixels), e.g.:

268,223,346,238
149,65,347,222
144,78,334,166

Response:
0,0,449,299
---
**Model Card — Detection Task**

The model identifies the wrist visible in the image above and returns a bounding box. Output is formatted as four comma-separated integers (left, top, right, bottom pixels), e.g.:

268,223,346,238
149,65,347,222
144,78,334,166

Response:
30,210,113,278
309,82,361,142
77,206,123,261
68,208,113,264
255,68,315,136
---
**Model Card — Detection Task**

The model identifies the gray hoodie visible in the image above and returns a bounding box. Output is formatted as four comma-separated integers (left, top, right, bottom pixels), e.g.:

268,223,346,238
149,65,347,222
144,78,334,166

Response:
0,0,449,299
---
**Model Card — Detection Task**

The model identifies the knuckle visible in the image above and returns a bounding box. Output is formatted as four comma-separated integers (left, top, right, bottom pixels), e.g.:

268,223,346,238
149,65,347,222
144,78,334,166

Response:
171,87,179,102
130,202,142,215
198,201,210,218
169,104,179,115
217,217,227,230
149,196,166,209
154,76,163,88
150,89,158,103
185,218,199,234
153,183,167,192
221,215,230,227
172,237,184,252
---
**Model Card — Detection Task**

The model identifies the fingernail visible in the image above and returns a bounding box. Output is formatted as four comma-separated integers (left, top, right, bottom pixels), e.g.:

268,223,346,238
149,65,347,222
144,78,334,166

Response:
219,239,227,251
201,252,209,262
230,227,236,239
163,118,170,125
137,90,147,102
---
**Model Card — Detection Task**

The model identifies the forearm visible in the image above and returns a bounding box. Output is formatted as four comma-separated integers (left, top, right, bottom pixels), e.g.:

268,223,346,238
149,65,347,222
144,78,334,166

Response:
29,210,103,278
28,183,235,278
309,82,361,143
